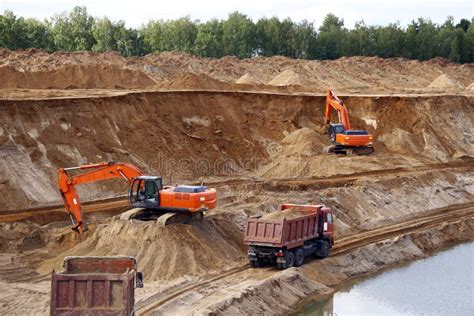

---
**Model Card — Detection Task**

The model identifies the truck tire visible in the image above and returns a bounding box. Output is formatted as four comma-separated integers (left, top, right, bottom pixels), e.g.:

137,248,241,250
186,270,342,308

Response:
249,259,261,268
294,248,304,267
277,251,295,270
315,240,330,259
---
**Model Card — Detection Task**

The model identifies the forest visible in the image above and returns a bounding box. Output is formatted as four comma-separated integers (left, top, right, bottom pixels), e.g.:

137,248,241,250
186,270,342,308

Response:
1,7,473,63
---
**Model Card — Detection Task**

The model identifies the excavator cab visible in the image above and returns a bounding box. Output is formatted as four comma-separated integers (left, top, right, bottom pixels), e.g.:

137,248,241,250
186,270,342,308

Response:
327,123,345,142
129,176,163,209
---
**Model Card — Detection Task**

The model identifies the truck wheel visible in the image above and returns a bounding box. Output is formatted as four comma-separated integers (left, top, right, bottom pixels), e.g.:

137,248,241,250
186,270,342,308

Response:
294,248,304,267
315,240,330,259
250,260,261,268
284,251,295,269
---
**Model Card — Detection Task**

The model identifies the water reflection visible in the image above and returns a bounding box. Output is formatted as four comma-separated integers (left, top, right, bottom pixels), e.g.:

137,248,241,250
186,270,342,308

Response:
298,243,474,316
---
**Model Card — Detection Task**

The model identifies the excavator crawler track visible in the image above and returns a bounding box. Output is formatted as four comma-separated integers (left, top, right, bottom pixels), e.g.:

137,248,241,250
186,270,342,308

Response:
324,144,374,156
120,208,204,226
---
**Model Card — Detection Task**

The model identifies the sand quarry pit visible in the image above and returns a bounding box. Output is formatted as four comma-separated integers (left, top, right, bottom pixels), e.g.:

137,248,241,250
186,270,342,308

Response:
0,50,473,315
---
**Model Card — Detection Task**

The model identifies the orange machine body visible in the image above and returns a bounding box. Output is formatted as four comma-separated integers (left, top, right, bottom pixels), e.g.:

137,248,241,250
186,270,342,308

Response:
160,187,217,211
333,133,372,147
58,161,217,233
324,90,373,148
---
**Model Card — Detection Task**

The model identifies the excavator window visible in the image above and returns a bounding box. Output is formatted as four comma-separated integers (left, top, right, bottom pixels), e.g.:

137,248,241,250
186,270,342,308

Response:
334,125,345,134
130,179,144,202
144,181,157,201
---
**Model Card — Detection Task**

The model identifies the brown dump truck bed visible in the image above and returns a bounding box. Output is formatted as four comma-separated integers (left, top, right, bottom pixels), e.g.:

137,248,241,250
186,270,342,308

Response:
50,256,138,316
244,206,322,249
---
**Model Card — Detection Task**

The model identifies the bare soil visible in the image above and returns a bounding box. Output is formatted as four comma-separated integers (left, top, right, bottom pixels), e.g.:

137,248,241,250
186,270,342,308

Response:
1,48,473,94
0,49,473,315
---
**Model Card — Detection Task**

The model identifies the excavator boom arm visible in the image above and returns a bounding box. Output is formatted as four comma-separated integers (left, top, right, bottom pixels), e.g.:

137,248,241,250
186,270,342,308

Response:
325,90,351,131
58,161,143,233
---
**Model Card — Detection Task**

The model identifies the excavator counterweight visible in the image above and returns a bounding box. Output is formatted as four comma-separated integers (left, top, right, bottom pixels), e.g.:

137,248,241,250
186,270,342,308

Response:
323,90,374,155
58,161,217,233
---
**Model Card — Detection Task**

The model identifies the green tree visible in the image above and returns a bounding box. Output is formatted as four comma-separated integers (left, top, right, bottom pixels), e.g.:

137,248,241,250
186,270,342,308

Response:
166,17,198,53
456,18,471,32
92,17,118,52
51,6,95,51
316,14,347,59
464,22,474,62
142,20,164,52
437,17,457,59
24,18,55,51
345,21,377,56
0,11,29,49
375,23,406,58
415,18,438,60
222,12,255,58
193,19,224,57
292,20,317,59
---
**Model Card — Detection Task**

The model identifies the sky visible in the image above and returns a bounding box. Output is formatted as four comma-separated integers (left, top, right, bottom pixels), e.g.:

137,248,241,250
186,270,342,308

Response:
1,0,473,28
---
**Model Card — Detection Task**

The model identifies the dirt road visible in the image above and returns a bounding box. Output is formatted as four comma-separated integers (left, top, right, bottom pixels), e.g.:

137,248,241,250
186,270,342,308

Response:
1,159,471,225
135,202,474,315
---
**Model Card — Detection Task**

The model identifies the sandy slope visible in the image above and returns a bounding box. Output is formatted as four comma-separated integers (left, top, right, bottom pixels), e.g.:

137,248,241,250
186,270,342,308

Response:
0,50,473,315
1,49,473,93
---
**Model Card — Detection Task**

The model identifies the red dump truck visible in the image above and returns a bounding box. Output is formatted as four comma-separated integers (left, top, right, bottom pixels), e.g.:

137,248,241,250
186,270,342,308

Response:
50,256,143,315
244,204,334,269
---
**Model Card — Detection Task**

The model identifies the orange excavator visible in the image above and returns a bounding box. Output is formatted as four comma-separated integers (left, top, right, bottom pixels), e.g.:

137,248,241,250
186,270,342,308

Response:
324,90,374,155
58,161,217,233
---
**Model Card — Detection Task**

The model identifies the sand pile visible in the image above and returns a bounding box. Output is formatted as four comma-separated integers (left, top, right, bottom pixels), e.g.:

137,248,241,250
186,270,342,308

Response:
428,74,464,89
261,207,316,220
1,49,472,93
268,69,303,86
0,222,48,253
0,64,156,89
236,72,264,84
280,128,321,156
38,217,245,281
163,73,232,90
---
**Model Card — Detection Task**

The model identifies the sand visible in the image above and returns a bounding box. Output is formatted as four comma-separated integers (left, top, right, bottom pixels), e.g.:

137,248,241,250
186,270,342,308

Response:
236,72,264,84
0,49,473,315
268,69,304,86
1,49,472,93
0,64,157,89
428,74,464,89
261,207,316,220
0,92,472,210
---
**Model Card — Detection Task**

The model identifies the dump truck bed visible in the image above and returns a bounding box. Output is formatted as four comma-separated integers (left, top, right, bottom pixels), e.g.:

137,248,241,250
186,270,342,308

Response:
50,256,138,315
244,206,321,249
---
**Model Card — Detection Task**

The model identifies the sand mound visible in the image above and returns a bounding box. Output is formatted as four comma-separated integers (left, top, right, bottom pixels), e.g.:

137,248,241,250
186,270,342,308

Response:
164,73,232,90
0,222,47,253
261,207,315,220
428,74,463,89
280,128,321,156
269,69,303,86
236,72,264,84
0,64,156,89
1,49,473,94
38,217,245,281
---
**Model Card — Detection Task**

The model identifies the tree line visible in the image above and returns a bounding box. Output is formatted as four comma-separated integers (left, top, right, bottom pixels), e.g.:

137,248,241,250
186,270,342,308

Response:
1,7,473,63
